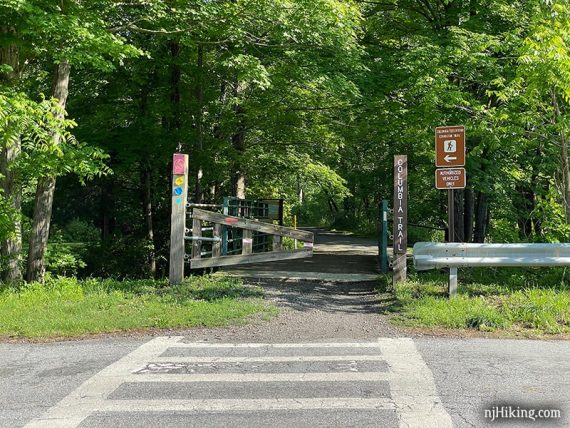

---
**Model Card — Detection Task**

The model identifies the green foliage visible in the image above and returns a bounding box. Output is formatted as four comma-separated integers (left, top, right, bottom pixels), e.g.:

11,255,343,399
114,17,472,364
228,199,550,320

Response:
58,218,100,243
83,237,153,279
0,275,275,338
392,267,570,335
44,243,87,276
0,186,18,244
0,90,110,181
2,0,570,282
1,0,143,70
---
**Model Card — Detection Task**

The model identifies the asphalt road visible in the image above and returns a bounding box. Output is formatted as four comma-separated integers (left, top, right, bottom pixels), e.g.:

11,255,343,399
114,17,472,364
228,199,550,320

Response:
1,230,568,427
1,336,568,427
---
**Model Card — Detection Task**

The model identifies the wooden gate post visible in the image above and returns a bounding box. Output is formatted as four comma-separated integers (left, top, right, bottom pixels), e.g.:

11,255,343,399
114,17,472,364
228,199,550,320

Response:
169,153,189,284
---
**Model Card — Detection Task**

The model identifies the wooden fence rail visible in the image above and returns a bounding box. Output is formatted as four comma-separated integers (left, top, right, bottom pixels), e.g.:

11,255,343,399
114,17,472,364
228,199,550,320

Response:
188,209,313,269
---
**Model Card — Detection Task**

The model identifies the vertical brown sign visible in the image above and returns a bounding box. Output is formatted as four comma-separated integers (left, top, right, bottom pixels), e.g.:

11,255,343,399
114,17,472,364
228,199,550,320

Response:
393,155,407,254
393,155,407,284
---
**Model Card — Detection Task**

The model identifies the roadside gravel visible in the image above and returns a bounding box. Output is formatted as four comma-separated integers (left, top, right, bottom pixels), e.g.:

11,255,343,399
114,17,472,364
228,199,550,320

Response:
177,278,401,343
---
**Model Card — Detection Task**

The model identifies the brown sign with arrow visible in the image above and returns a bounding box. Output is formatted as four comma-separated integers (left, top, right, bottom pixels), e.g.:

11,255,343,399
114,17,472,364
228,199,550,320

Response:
435,125,465,167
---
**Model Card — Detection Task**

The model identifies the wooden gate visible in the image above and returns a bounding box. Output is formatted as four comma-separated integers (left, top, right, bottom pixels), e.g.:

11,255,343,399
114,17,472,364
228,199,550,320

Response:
188,208,313,269
168,154,313,284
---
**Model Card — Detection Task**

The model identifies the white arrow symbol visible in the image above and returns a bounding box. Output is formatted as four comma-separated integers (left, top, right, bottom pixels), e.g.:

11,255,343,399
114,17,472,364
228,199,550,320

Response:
444,155,457,162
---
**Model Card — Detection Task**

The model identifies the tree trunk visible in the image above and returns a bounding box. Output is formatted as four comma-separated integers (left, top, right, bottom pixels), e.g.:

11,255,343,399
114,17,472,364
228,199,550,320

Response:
166,41,181,134
464,188,474,242
101,181,114,241
515,184,534,240
209,182,217,203
1,143,22,282
551,89,570,222
231,78,246,199
453,189,465,242
562,135,570,223
141,163,156,277
194,45,205,203
0,26,22,282
26,60,70,282
473,191,489,243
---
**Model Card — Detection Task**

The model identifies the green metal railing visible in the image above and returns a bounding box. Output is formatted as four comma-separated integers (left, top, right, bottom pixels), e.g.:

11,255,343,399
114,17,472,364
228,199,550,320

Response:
221,197,284,256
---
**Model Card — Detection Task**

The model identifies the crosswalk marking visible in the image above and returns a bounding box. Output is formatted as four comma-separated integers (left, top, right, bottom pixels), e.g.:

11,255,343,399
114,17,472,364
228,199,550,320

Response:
154,355,386,363
124,372,391,382
24,337,453,428
24,337,182,428
171,342,383,348
378,338,454,428
99,398,396,412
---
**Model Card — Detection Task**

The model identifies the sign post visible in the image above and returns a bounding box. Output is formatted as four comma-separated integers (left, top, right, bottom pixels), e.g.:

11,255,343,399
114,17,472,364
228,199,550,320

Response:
435,126,466,297
393,155,407,285
169,153,189,285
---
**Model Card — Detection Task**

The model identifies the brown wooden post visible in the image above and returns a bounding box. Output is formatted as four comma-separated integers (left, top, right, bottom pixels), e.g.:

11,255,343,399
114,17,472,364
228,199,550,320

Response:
242,229,253,254
448,189,455,243
393,155,408,286
192,218,202,260
273,235,283,251
169,153,189,284
212,223,222,258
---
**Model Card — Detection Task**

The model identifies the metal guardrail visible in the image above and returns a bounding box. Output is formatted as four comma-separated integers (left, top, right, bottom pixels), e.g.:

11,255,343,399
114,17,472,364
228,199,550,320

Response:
412,242,570,297
413,242,570,270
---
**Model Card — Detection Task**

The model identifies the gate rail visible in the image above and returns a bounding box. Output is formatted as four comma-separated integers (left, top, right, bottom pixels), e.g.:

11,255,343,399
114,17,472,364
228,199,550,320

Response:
169,153,312,284
188,209,313,269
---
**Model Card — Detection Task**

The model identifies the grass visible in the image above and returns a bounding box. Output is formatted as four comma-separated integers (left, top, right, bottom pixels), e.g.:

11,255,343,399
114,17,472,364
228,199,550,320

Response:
387,267,570,336
0,275,277,339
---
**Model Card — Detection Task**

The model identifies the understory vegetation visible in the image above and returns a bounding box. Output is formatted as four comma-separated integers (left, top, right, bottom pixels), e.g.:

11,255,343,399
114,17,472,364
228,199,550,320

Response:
390,268,570,336
0,275,276,338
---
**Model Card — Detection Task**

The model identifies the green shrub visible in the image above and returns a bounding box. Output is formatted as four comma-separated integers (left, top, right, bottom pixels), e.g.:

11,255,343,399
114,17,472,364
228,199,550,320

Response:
45,243,87,276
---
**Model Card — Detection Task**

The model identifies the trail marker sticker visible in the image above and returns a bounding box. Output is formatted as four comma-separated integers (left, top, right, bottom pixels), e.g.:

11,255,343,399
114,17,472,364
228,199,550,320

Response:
173,154,186,175
436,125,465,167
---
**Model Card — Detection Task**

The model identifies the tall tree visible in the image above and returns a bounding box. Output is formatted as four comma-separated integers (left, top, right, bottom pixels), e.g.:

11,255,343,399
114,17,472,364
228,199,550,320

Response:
26,60,71,281
0,24,22,282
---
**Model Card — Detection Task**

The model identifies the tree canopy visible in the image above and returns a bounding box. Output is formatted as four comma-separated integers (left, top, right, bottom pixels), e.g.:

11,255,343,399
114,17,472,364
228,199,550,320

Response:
1,0,569,280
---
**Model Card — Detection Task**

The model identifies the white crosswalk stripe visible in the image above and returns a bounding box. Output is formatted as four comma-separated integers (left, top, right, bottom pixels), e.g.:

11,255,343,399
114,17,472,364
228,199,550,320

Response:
24,337,453,428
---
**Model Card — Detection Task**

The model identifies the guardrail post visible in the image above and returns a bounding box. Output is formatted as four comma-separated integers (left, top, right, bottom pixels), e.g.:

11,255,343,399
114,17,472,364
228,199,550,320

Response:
222,197,229,256
169,153,189,285
448,267,458,297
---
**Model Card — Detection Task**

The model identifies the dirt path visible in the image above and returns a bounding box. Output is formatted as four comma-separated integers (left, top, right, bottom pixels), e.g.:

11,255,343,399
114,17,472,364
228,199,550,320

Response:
223,228,379,276
181,229,402,343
